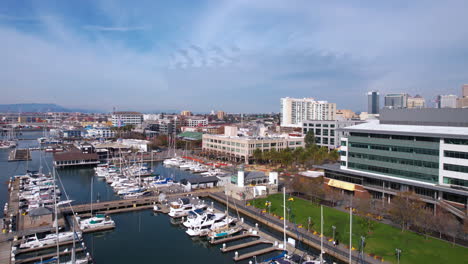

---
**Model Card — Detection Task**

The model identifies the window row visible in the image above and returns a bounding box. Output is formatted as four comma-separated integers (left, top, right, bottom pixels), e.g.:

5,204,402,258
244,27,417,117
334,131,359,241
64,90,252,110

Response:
349,133,439,142
349,152,439,169
443,163,468,174
443,177,468,187
349,142,439,156
444,150,468,160
348,162,438,183
444,138,468,145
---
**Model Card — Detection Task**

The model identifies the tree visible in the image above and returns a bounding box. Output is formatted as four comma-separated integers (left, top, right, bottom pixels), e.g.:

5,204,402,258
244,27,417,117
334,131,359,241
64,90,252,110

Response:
414,208,435,240
441,212,461,246
355,198,376,234
325,188,343,207
388,191,424,231
253,148,263,163
304,130,316,149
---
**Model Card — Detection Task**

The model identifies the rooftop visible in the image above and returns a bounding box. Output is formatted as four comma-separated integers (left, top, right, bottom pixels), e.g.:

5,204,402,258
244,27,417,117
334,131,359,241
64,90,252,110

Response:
343,120,468,139
112,111,142,115
54,152,99,161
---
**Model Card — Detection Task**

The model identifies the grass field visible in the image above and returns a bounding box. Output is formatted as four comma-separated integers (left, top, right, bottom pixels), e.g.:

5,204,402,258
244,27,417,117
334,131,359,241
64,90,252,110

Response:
251,193,468,264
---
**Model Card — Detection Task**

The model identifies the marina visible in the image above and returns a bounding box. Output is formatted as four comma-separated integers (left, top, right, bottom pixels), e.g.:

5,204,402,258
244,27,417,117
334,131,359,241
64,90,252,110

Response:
0,131,345,264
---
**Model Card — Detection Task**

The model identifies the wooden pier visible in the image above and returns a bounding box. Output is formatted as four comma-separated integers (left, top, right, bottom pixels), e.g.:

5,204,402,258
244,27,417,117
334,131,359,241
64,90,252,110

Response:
221,239,272,252
233,247,283,261
8,149,31,162
209,232,260,245
14,240,76,254
14,248,85,264
0,241,11,264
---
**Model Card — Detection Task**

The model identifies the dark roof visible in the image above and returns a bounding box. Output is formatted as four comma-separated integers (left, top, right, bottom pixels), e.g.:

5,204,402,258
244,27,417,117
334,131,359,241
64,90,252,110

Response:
54,152,99,161
187,176,219,184
29,207,52,217
245,171,267,180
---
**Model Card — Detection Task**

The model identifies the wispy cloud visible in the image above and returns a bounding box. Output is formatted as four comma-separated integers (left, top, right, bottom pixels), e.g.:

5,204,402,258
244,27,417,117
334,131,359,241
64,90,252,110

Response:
0,14,38,22
83,25,149,32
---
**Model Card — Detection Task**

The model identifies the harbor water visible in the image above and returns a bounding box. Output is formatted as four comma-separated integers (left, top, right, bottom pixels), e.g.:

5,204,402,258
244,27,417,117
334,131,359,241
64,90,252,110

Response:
0,131,301,263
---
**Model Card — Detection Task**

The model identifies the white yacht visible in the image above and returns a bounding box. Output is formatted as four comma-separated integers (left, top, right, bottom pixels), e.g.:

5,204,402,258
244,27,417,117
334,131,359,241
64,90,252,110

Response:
79,214,115,231
168,198,207,218
19,232,82,249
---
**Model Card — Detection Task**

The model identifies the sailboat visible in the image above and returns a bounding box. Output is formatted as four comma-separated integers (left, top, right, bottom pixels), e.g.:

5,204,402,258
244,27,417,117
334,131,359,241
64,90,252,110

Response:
207,189,242,240
78,176,115,232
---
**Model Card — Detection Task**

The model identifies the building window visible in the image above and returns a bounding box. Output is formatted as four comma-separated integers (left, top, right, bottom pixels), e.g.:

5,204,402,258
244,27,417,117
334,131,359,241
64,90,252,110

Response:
340,161,347,166
444,138,468,145
341,141,347,146
443,163,468,173
444,150,468,159
330,130,335,136
315,129,321,135
323,130,329,136
443,177,468,187
348,162,438,183
323,138,328,144
330,138,335,145
340,151,346,156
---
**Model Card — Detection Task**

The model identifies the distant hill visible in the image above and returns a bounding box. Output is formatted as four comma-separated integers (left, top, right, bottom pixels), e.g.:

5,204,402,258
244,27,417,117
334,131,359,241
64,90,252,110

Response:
0,103,98,113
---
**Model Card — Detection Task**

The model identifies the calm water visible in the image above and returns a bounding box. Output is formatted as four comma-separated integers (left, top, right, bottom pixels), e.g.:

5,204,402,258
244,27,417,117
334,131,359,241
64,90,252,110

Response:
0,132,291,264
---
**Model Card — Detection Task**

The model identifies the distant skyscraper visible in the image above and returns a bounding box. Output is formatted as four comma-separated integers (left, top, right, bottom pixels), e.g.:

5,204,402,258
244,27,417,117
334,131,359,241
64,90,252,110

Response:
384,93,408,109
440,95,458,108
463,84,468,97
458,84,468,108
280,97,336,126
367,91,379,114
216,111,225,120
407,95,426,108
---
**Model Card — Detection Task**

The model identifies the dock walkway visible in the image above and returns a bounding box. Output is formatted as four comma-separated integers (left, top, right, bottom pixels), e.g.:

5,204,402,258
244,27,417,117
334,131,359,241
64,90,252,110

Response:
8,149,31,162
0,241,11,264
221,239,271,252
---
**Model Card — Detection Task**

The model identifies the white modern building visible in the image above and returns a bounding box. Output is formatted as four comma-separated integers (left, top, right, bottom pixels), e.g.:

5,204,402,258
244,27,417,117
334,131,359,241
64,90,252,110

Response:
185,117,208,127
111,111,143,127
302,120,364,149
280,97,336,126
86,127,115,139
440,95,458,108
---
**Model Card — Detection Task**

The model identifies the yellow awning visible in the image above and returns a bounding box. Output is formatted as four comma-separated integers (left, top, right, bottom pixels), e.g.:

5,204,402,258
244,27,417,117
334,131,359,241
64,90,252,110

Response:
328,179,356,191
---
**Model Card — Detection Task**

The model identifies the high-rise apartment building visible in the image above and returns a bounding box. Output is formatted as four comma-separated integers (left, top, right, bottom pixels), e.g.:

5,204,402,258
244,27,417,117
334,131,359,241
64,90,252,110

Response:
384,93,408,109
440,95,458,108
457,84,468,108
367,91,380,114
463,84,468,97
216,111,225,120
280,97,336,126
407,95,426,108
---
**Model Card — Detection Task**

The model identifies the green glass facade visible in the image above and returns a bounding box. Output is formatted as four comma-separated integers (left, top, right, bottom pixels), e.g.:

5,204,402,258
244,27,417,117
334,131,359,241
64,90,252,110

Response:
347,132,440,183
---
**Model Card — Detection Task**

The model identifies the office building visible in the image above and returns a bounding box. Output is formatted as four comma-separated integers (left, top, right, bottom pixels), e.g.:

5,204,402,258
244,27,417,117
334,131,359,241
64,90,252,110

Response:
202,126,304,164
86,127,115,138
457,84,468,108
316,108,468,212
407,95,425,108
111,111,143,127
367,91,380,114
440,95,458,108
280,97,336,126
336,109,358,120
184,117,208,127
384,93,408,109
302,120,364,149
217,111,225,120
180,111,193,116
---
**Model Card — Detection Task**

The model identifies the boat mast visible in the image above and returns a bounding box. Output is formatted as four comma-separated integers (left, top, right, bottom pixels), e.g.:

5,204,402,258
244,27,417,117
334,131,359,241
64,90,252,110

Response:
349,205,352,264
320,205,323,264
53,167,60,264
283,187,286,253
90,176,93,216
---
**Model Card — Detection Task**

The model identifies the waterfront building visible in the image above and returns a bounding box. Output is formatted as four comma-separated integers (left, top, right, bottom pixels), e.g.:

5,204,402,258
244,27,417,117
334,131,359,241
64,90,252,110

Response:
216,111,225,120
54,152,100,167
384,93,408,109
86,127,115,139
407,95,426,108
63,130,82,139
180,110,192,116
280,97,336,126
111,111,143,127
317,108,468,214
202,126,304,164
440,95,458,108
367,91,380,114
302,120,365,149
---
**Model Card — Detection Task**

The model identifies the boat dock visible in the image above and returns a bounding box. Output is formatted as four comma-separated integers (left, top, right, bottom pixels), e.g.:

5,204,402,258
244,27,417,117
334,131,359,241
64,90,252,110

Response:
14,247,85,264
8,149,31,162
220,239,271,252
234,246,283,261
14,240,76,254
0,241,11,264
210,232,259,245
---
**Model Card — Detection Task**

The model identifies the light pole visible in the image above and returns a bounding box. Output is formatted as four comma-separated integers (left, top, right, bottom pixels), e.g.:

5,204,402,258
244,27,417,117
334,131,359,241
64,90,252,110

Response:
395,248,401,264
360,236,366,263
308,216,311,232
332,225,336,242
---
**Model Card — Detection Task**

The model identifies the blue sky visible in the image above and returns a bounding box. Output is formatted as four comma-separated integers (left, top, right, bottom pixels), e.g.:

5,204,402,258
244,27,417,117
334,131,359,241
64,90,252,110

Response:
1,0,467,113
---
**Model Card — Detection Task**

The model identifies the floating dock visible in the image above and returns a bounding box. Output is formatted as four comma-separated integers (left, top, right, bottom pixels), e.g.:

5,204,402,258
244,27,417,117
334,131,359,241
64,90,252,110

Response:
233,247,284,261
14,247,85,264
221,239,272,252
210,232,260,245
8,149,31,162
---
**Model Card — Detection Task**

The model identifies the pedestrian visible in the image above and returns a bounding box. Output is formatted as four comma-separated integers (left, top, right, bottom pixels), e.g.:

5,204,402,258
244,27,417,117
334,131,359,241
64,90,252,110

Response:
333,240,336,247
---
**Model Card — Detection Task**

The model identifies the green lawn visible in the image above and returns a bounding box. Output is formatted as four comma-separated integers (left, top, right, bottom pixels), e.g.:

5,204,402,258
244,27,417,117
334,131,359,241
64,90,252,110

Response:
251,193,468,264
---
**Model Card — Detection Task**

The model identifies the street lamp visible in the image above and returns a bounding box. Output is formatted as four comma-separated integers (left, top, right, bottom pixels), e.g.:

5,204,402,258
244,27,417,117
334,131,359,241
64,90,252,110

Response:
395,248,401,264
360,236,366,261
332,225,336,242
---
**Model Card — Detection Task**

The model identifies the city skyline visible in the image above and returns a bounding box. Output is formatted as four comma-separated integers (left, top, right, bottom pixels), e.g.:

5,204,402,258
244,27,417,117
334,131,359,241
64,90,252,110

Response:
1,1,468,112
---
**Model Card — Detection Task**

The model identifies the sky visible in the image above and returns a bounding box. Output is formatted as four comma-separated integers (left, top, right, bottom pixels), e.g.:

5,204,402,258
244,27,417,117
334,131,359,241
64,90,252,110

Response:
1,0,468,113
